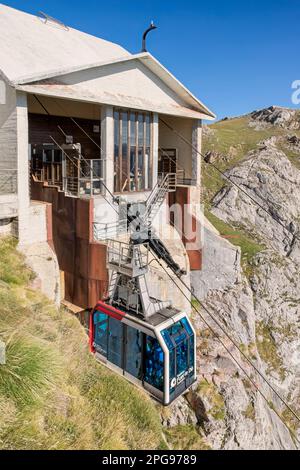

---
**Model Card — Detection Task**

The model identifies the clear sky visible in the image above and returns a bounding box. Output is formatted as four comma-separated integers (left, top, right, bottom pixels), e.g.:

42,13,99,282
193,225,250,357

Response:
2,0,300,119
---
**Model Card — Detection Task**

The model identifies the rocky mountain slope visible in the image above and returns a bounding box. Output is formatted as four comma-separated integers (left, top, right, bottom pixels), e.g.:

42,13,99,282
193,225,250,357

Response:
1,106,300,451
164,106,300,450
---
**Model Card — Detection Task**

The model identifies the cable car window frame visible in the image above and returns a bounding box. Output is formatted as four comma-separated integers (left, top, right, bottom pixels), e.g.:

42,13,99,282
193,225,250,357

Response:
160,316,195,396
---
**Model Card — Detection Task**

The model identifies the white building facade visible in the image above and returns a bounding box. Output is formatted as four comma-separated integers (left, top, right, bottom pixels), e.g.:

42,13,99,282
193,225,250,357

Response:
0,4,215,309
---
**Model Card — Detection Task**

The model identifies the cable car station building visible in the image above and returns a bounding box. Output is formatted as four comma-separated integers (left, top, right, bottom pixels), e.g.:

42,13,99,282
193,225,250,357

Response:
0,5,215,403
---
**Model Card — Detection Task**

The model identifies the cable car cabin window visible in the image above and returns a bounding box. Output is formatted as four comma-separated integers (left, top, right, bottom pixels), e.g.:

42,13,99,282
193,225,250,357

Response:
125,326,143,379
108,317,123,369
144,336,164,391
114,109,152,193
161,318,195,394
93,312,108,357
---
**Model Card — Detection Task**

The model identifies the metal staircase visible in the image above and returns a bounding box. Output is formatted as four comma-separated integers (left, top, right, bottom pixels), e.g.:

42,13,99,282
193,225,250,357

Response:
94,173,177,241
143,173,176,227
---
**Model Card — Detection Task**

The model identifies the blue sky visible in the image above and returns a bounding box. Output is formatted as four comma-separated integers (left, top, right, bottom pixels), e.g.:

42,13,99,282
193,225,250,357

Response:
2,0,300,119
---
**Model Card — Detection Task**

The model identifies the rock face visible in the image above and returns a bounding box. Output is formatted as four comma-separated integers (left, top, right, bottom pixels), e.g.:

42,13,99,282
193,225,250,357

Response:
164,109,300,450
250,106,300,130
212,137,300,257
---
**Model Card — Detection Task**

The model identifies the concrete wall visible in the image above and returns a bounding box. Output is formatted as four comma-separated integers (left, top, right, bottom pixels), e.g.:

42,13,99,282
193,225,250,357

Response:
27,95,101,120
0,82,18,218
58,60,188,111
190,217,241,300
18,201,61,305
159,116,194,178
151,206,192,313
159,116,202,188
0,82,17,173
0,87,61,304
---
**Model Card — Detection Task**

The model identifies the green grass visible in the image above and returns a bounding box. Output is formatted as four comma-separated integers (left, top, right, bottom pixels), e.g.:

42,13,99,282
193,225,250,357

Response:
0,237,164,450
256,322,286,381
165,425,211,450
197,380,225,421
243,402,255,421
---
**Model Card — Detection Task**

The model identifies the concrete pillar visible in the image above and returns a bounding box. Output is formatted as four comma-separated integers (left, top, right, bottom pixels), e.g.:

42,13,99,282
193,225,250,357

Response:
101,105,114,195
152,113,159,188
16,91,30,245
192,119,202,187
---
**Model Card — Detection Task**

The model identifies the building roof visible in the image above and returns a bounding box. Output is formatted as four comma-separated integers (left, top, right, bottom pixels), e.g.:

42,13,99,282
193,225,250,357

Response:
0,4,129,83
0,4,215,119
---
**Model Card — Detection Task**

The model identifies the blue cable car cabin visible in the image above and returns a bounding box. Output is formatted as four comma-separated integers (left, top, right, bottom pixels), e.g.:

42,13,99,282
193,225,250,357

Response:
90,301,197,405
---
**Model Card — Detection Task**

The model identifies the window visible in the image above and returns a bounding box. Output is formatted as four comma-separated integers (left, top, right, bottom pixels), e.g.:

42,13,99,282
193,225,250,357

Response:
161,317,195,393
114,109,152,193
93,312,108,357
144,336,164,391
108,317,123,368
125,326,143,379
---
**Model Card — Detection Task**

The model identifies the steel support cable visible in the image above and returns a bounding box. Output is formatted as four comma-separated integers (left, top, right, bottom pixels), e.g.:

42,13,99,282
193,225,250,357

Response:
159,118,298,242
149,254,300,445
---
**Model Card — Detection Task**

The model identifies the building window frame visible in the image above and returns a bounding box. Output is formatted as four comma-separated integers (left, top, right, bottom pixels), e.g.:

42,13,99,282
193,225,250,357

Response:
113,108,153,193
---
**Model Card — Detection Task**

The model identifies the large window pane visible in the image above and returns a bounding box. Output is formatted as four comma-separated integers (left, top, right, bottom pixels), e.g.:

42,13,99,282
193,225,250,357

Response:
145,148,150,190
114,111,120,192
125,326,143,379
161,318,195,393
176,340,188,376
189,335,195,376
144,336,164,391
130,113,136,191
138,114,144,147
145,115,151,147
130,113,136,146
113,109,152,193
138,148,143,190
121,112,128,191
93,312,108,357
130,147,136,191
108,317,123,368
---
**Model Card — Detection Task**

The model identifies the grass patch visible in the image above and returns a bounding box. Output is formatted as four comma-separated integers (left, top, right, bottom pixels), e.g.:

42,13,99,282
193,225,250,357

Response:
197,380,225,421
243,402,255,421
165,425,211,450
0,238,34,286
0,237,164,450
256,322,286,381
281,406,300,434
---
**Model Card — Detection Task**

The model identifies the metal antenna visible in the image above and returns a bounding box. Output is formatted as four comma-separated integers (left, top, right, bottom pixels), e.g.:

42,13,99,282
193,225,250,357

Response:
141,21,157,52
38,11,69,31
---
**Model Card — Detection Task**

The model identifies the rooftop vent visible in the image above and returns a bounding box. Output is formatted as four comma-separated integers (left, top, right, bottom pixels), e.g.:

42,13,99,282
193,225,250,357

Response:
38,11,69,31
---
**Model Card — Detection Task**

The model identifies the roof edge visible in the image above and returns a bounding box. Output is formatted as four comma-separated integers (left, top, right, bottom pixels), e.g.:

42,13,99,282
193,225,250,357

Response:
140,53,215,119
0,68,13,87
13,52,215,119
12,53,147,86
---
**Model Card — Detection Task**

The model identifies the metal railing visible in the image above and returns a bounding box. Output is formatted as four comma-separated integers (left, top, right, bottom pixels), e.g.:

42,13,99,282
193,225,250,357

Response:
32,158,106,198
0,169,17,195
107,239,149,276
144,173,176,226
158,170,196,187
93,219,128,240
